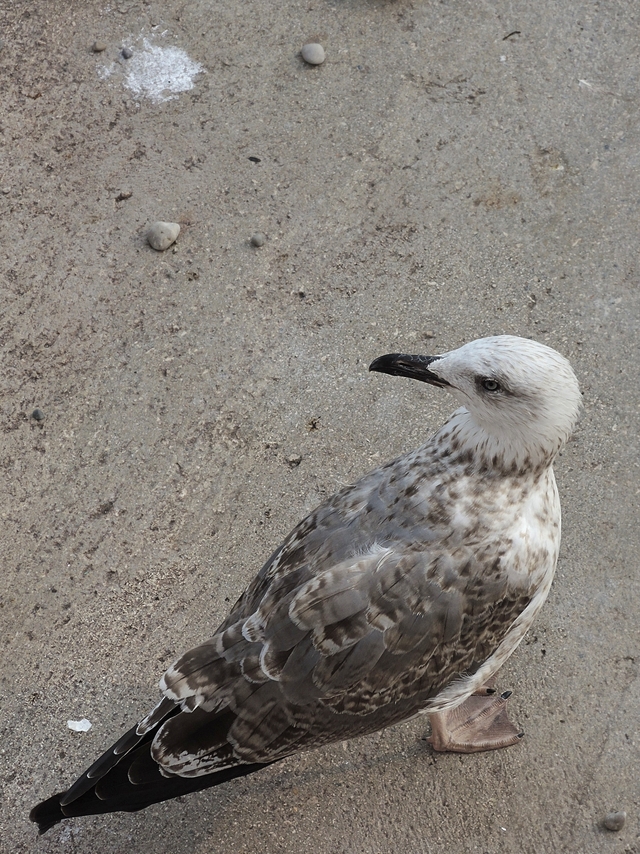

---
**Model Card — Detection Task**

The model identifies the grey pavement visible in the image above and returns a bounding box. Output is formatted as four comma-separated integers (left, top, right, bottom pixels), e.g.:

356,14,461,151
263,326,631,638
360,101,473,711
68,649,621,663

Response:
1,1,638,852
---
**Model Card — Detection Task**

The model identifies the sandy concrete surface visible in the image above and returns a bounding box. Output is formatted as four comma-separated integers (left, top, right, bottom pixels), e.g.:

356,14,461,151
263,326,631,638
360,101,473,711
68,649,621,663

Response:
1,1,639,852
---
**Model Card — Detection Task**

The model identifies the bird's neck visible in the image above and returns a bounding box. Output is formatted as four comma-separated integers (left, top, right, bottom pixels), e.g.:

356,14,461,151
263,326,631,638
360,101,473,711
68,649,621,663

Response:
435,408,559,476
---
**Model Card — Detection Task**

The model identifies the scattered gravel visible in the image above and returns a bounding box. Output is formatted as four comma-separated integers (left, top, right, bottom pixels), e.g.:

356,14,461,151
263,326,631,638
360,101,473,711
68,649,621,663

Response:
146,221,180,251
250,232,266,247
301,43,325,65
603,811,626,832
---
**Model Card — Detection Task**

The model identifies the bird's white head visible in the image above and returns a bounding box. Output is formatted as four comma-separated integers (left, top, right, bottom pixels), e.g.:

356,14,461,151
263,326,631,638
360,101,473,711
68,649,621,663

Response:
370,335,582,472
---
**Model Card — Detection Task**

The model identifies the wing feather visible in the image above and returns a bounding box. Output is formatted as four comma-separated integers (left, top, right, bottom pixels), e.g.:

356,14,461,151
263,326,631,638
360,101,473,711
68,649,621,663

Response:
72,462,535,784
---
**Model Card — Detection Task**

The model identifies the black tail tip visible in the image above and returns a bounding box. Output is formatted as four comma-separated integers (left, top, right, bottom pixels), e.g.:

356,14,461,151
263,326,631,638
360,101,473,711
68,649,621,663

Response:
30,793,66,835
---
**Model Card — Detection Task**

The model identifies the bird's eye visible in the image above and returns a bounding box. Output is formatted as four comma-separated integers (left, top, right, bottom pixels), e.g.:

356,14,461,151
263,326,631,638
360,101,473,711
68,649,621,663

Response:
481,378,501,392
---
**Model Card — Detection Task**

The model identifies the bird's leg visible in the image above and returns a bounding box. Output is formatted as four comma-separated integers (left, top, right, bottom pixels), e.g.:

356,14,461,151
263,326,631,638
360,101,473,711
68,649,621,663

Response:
427,678,524,753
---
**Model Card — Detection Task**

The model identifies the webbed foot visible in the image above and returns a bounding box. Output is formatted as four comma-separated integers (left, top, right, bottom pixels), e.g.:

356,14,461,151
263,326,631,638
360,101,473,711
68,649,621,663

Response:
427,686,523,753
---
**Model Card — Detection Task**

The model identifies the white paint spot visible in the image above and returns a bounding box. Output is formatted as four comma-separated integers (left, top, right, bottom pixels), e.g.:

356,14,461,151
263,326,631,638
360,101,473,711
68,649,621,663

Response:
124,39,204,102
98,38,204,102
67,718,92,732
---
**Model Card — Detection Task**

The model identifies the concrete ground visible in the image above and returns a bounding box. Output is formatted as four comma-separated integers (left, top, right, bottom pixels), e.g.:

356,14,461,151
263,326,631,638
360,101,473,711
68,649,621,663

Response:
1,1,638,852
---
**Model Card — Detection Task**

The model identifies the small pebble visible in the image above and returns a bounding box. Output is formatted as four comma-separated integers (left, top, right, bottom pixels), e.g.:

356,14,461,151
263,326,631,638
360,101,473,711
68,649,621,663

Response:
92,41,107,53
301,43,325,65
603,811,626,832
287,454,302,467
147,221,180,251
121,47,134,59
31,408,45,422
250,232,266,248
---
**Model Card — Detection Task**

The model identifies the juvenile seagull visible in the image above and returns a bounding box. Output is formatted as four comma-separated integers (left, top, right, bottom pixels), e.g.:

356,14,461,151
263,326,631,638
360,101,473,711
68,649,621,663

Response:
31,335,581,834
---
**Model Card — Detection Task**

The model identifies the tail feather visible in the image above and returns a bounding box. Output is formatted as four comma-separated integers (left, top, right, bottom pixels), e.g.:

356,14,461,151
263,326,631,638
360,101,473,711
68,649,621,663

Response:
30,757,273,834
30,794,68,836
59,697,177,807
29,701,275,835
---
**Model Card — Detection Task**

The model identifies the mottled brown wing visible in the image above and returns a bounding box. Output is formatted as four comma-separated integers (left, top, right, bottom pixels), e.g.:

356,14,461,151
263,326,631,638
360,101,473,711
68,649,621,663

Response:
152,465,525,777
225,457,449,624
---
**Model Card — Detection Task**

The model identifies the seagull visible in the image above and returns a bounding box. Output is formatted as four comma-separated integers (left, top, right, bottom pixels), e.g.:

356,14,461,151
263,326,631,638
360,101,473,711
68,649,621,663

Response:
30,335,581,834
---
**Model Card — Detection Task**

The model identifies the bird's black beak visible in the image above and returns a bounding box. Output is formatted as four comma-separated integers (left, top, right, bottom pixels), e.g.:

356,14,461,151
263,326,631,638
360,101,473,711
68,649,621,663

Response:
369,353,450,388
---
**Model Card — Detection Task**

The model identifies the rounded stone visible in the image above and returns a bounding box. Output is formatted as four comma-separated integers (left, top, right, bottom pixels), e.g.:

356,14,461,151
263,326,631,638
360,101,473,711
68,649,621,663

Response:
121,47,134,59
603,811,626,832
92,41,107,53
147,222,180,251
301,43,325,65
250,232,266,248
31,408,45,421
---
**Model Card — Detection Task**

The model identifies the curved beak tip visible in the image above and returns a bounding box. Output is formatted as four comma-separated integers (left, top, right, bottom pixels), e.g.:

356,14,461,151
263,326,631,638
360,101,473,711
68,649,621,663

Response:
369,353,450,388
